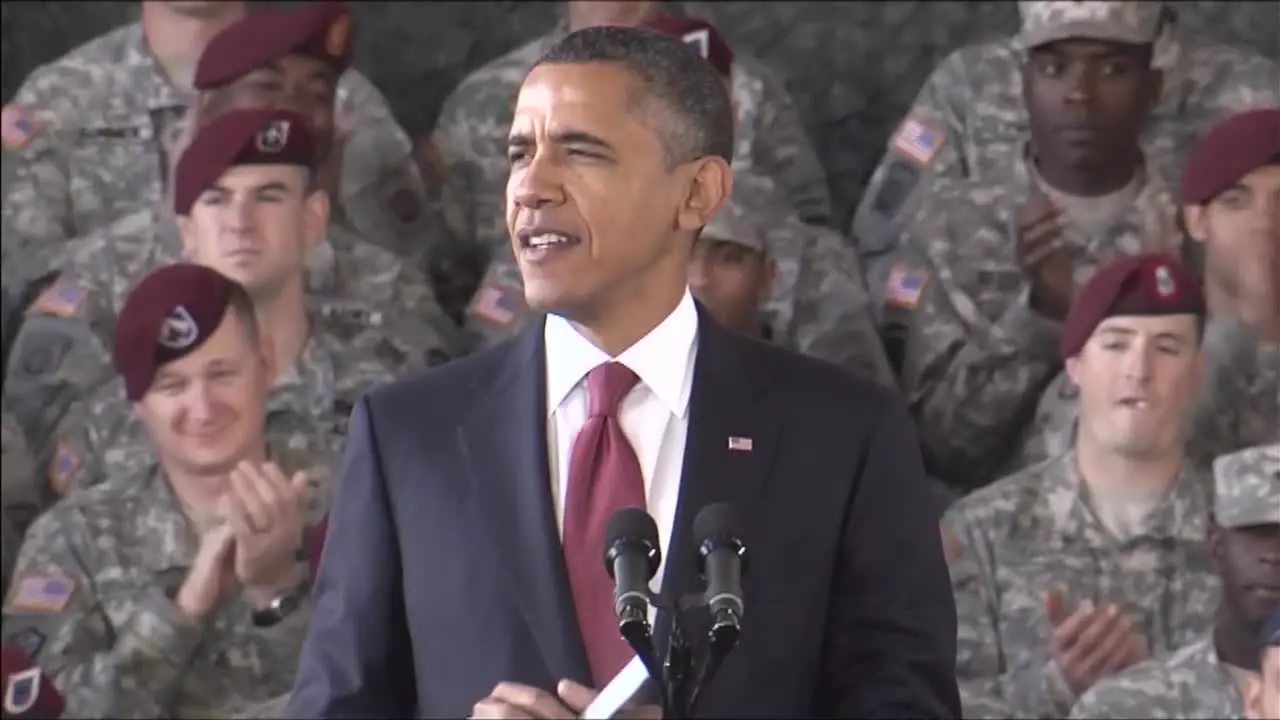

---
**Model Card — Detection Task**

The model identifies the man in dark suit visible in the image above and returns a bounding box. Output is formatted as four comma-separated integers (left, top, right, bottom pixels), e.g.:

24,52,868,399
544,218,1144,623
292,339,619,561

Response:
287,26,960,719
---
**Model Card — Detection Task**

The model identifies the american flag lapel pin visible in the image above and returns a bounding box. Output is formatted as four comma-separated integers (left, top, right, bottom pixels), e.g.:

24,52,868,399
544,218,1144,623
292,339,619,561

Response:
728,436,753,452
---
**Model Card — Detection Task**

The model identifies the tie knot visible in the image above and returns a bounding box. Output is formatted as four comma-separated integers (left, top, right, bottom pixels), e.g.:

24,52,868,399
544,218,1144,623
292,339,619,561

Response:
586,362,639,417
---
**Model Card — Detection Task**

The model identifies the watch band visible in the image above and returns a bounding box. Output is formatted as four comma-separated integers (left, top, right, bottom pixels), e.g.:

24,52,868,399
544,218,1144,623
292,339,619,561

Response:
251,585,305,628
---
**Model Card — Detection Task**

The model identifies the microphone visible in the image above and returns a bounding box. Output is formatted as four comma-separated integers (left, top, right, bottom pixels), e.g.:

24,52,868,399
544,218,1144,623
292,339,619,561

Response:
694,503,747,649
603,508,662,637
1,647,63,719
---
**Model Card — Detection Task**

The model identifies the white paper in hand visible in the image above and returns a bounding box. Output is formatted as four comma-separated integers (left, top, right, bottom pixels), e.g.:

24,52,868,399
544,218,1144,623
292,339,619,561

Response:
581,655,650,719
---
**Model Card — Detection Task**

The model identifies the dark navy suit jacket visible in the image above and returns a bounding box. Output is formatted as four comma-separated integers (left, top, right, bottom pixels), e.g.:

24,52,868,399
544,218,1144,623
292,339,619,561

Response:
286,311,961,718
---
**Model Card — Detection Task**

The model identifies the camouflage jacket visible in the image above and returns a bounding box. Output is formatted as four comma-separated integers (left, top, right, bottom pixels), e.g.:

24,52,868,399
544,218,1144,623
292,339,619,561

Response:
1068,633,1247,719
891,153,1181,490
0,443,326,718
943,451,1218,718
0,21,433,281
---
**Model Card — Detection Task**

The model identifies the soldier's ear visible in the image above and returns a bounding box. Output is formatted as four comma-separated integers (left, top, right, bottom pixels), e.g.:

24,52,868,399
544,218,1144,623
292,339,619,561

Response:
302,187,330,249
1182,204,1209,244
177,215,198,258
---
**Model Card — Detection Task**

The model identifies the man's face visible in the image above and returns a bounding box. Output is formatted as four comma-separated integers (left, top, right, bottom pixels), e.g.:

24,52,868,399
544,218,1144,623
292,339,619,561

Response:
688,238,772,334
1185,165,1280,316
1213,523,1280,629
565,1,660,31
217,55,337,160
506,62,718,321
1023,38,1159,174
1067,314,1202,459
136,309,271,480
180,164,327,299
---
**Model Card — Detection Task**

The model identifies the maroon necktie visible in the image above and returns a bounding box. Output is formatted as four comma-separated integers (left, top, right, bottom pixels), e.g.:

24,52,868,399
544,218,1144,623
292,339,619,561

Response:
562,362,647,686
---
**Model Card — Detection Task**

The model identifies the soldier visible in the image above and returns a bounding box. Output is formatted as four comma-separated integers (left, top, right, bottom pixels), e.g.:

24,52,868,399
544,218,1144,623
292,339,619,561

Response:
0,264,324,717
1021,108,1280,474
889,3,1183,492
1069,443,1280,719
852,0,1278,305
944,254,1220,718
0,1,423,293
429,1,829,318
39,111,408,497
1244,612,1280,720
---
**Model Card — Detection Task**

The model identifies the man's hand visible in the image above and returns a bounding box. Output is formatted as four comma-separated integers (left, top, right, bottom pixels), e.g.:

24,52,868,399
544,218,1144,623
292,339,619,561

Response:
174,523,239,619
1015,191,1073,321
1044,591,1148,697
222,460,307,604
470,681,662,720
471,682,575,719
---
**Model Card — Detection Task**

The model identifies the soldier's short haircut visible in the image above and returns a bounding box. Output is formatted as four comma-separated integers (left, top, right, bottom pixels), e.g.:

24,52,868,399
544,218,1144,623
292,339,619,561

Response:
537,25,735,168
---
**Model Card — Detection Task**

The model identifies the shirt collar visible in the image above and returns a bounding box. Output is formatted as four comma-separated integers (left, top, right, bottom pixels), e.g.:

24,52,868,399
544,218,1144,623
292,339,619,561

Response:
544,289,699,419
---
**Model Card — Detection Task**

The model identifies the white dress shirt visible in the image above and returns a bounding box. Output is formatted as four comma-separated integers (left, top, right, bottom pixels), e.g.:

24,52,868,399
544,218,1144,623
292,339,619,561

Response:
544,289,699,597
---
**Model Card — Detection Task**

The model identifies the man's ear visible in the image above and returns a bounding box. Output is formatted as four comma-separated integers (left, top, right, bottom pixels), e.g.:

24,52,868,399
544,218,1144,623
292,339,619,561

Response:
302,187,331,250
177,214,198,259
676,157,732,234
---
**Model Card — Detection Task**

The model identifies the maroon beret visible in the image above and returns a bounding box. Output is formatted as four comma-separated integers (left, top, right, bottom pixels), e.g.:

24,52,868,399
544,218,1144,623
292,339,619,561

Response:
1180,108,1280,206
173,108,315,215
193,1,353,91
645,14,734,77
114,264,242,401
1060,254,1205,359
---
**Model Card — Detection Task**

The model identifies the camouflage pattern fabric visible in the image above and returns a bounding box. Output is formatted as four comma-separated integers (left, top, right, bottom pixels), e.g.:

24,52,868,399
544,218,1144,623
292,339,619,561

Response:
0,441,326,718
1067,443,1279,719
943,451,1219,717
889,153,1182,490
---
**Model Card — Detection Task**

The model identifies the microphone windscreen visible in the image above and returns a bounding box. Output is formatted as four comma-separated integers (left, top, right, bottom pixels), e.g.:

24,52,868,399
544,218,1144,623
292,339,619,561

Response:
605,507,659,548
693,502,741,544
1,646,63,718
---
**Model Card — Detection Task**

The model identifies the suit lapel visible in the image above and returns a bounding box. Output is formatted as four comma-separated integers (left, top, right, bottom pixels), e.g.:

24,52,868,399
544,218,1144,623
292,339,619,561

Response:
456,322,591,685
655,315,779,659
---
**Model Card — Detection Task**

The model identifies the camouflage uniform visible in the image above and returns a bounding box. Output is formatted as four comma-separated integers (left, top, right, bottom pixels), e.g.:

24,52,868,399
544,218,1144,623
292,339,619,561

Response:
467,173,894,386
1067,443,1280,719
1016,320,1280,475
431,24,831,315
943,451,1219,718
2,211,457,479
48,309,399,498
852,3,1279,313
1,412,36,598
0,441,327,718
890,156,1182,490
0,22,428,288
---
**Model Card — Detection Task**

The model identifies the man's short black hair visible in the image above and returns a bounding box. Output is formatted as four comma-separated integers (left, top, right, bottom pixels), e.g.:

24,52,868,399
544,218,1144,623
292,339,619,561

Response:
537,25,735,168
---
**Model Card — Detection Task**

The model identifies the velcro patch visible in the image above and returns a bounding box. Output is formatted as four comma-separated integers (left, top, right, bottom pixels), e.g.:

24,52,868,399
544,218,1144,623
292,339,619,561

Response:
27,279,85,318
48,443,80,495
468,283,524,327
885,264,928,310
1,105,39,150
5,574,74,614
890,116,944,167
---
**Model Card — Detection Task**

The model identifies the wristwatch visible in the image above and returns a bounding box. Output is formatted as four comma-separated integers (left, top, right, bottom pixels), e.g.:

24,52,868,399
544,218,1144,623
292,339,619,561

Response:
251,585,307,628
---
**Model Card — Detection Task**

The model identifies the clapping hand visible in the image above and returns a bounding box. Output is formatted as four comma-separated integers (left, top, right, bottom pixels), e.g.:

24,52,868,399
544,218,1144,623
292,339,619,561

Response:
222,460,308,605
